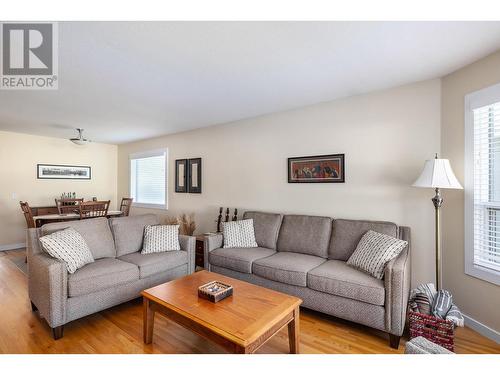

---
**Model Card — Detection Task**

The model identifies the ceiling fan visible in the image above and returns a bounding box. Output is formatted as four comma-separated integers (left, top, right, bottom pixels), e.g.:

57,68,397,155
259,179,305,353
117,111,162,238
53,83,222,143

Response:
70,128,91,145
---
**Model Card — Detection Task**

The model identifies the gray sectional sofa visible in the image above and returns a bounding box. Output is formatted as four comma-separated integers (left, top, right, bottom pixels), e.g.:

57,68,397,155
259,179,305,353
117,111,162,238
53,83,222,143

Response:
27,214,195,339
205,211,411,348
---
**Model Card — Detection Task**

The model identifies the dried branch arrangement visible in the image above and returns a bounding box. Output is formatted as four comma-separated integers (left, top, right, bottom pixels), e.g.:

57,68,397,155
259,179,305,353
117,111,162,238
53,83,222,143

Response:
161,213,196,235
178,213,196,235
163,216,179,225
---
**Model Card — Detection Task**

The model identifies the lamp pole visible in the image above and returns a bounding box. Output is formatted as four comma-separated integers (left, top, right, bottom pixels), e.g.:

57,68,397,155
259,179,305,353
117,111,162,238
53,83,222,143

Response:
432,187,443,290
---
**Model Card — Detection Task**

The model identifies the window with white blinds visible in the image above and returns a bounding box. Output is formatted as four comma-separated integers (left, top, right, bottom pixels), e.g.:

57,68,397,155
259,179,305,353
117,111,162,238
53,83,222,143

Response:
129,149,167,209
465,83,500,285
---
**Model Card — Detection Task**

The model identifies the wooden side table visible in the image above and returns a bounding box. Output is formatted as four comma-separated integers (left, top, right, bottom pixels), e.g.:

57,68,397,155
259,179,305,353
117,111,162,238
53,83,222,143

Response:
195,233,221,269
195,235,206,268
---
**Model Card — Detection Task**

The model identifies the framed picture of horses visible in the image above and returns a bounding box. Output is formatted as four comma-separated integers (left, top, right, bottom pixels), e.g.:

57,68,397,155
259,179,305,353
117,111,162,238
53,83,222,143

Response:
288,154,345,183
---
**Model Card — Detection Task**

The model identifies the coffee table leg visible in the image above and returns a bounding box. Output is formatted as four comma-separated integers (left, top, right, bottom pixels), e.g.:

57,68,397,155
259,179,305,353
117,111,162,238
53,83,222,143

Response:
143,298,155,344
287,307,300,354
234,345,250,354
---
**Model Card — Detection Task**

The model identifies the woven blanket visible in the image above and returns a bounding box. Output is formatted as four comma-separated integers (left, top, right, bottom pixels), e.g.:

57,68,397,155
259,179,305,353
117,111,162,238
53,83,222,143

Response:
409,283,464,327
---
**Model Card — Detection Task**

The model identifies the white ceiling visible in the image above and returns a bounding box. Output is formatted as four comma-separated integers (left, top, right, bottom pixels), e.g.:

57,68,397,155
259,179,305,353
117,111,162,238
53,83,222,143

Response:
1,21,500,144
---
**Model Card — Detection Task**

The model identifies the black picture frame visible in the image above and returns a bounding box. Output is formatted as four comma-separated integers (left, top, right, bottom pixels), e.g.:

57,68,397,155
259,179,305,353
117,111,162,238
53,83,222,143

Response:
287,154,345,183
175,159,188,193
37,164,91,180
188,158,202,193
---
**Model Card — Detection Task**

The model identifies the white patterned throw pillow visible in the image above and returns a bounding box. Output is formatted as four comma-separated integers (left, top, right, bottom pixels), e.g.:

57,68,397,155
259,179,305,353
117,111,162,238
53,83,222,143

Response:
347,230,408,279
141,224,180,254
223,219,258,248
39,228,94,274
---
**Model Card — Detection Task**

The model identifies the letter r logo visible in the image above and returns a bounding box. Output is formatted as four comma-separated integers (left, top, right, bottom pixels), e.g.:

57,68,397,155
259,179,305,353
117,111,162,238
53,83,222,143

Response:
2,23,53,75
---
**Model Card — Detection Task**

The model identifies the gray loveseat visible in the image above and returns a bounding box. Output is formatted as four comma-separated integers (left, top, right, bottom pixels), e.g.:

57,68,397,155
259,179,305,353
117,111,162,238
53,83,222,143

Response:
205,211,411,348
27,214,195,339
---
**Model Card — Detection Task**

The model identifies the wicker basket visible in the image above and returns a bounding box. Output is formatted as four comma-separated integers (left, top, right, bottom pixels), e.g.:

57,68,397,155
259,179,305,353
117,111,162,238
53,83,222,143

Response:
198,281,233,303
408,311,454,352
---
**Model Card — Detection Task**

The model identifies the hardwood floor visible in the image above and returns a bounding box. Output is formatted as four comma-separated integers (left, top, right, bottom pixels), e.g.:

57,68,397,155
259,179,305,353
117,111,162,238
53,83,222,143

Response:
1,249,499,354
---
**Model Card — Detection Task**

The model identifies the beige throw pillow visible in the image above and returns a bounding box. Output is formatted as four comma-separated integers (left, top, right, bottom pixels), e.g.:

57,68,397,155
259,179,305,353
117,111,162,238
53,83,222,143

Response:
141,224,180,254
347,230,407,279
39,228,94,274
223,219,258,248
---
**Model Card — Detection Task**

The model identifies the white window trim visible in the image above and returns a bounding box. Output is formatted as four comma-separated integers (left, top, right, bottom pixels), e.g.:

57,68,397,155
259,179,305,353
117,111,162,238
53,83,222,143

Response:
129,148,168,210
464,82,500,286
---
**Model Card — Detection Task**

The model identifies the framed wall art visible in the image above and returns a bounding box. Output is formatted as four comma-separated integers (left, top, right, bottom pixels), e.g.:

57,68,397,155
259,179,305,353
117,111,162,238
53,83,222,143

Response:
175,159,188,193
188,158,202,193
288,154,344,183
37,164,91,180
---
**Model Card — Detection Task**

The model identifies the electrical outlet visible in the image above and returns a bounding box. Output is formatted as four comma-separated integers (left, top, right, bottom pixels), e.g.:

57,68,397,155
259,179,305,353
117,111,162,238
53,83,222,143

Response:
11,192,18,200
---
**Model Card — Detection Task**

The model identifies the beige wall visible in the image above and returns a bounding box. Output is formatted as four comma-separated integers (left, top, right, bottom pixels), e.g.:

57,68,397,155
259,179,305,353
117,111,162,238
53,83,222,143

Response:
0,131,118,247
118,79,441,287
441,51,500,332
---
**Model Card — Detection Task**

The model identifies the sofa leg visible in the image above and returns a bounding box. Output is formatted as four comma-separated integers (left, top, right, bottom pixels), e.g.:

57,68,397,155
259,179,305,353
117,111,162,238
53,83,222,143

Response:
389,334,401,349
52,325,64,340
30,301,38,312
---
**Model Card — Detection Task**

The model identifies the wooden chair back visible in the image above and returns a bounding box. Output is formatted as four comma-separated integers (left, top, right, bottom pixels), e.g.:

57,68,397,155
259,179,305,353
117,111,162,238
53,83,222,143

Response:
79,200,110,219
20,201,36,228
119,197,133,216
55,198,84,214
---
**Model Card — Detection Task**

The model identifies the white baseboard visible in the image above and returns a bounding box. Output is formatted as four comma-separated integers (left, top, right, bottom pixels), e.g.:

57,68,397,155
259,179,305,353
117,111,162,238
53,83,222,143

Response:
463,313,500,344
0,243,26,251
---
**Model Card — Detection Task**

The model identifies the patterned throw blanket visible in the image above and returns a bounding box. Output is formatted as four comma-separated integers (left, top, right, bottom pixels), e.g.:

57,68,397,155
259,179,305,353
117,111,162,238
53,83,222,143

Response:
409,283,464,327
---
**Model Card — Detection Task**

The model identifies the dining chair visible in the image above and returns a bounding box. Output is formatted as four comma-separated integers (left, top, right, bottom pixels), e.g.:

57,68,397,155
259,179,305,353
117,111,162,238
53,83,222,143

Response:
119,197,133,216
79,200,110,219
20,201,35,263
20,201,36,228
55,198,84,214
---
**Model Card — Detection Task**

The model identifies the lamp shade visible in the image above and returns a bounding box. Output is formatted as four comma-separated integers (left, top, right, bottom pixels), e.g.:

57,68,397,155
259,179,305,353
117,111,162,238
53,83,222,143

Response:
412,158,463,189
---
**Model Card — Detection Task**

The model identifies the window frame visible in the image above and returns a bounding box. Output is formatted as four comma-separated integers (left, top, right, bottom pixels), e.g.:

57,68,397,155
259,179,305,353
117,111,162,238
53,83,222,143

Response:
128,148,168,210
464,82,500,286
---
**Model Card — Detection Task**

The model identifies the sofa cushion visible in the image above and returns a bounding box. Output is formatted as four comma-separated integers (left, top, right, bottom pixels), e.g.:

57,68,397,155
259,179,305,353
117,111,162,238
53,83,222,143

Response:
119,250,188,279
307,260,385,305
277,215,332,258
109,214,159,256
252,252,326,287
41,217,116,259
242,211,283,250
68,258,139,297
209,247,275,274
329,219,398,261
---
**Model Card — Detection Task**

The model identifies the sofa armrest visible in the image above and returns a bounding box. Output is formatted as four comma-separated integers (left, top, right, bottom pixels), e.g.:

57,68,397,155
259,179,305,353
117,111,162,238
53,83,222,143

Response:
28,252,68,328
203,233,223,269
27,228,43,258
384,226,411,336
179,235,196,274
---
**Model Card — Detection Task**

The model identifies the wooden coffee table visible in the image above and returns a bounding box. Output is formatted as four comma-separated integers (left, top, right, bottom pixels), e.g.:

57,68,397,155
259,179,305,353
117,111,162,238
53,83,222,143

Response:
141,270,302,354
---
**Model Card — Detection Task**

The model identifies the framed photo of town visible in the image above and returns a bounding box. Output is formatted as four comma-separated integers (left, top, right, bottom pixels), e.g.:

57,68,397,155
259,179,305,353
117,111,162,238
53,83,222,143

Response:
288,154,344,183
37,164,91,180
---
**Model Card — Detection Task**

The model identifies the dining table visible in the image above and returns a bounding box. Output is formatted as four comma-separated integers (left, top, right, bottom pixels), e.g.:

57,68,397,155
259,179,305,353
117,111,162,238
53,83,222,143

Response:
33,210,123,228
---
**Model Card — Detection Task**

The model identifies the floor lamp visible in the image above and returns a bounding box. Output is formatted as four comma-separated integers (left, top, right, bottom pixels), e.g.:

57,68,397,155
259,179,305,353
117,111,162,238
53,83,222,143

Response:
412,154,463,290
